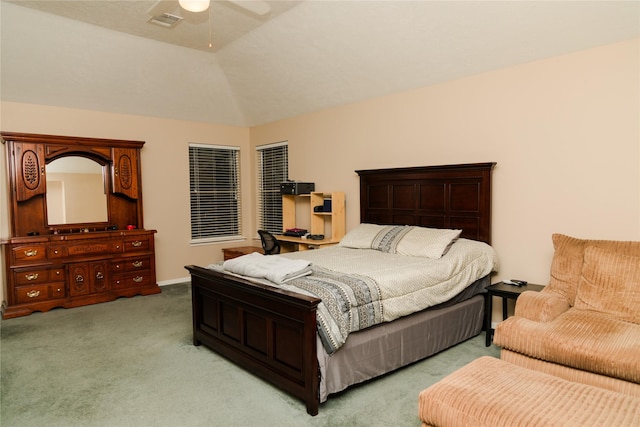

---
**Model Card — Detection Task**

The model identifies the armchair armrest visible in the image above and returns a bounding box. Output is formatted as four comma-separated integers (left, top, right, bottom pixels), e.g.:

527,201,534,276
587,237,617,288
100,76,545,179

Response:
514,289,571,322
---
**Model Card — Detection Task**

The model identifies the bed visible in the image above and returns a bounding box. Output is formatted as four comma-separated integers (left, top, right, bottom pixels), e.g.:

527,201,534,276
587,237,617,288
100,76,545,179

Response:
185,162,496,415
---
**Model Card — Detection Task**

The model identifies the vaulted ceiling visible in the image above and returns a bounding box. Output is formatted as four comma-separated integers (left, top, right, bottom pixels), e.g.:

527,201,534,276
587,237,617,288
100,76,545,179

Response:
1,1,638,127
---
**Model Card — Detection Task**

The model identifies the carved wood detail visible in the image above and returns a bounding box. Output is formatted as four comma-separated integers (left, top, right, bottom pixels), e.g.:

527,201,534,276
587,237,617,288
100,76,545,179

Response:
14,142,46,202
112,147,139,199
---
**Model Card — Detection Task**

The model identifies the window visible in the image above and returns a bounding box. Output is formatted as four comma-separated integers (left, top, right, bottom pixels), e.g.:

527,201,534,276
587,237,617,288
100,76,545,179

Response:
189,144,241,243
256,142,288,234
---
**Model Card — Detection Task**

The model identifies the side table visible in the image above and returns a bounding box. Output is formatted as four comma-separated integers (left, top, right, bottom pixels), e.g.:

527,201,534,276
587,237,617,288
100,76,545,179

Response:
222,246,264,260
485,282,544,346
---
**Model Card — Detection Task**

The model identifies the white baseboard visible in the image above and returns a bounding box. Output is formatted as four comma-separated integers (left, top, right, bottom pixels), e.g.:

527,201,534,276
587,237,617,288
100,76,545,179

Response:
158,276,190,286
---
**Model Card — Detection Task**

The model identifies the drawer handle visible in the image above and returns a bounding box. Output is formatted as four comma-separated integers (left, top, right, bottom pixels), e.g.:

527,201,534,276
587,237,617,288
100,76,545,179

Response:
25,273,39,281
96,272,104,280
26,290,41,298
133,276,143,283
76,275,84,283
24,249,38,257
131,241,143,247
132,261,143,268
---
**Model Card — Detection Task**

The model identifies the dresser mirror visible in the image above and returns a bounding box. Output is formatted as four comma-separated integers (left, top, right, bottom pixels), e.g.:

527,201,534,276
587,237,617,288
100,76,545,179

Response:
1,132,143,237
46,156,108,225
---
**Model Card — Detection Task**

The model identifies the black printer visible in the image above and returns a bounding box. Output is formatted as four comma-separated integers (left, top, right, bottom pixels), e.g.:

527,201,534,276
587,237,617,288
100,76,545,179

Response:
280,181,315,195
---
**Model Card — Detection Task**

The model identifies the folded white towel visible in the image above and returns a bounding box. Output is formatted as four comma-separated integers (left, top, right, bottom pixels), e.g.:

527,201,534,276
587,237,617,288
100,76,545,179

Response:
222,252,312,284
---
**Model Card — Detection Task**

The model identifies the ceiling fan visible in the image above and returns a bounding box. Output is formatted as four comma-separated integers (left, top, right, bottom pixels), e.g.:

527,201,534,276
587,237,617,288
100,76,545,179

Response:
147,0,271,18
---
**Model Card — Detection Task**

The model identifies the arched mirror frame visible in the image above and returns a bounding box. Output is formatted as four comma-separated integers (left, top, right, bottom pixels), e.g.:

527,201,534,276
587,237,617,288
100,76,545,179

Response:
1,132,145,237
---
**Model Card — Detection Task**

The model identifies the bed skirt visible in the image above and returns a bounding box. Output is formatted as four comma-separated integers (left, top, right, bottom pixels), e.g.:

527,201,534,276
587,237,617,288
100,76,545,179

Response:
318,293,485,402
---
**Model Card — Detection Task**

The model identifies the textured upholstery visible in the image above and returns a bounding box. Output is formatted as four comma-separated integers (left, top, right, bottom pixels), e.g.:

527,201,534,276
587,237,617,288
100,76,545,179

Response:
547,233,640,305
494,234,640,393
574,246,640,323
501,349,640,397
513,290,570,322
418,356,640,427
496,310,640,383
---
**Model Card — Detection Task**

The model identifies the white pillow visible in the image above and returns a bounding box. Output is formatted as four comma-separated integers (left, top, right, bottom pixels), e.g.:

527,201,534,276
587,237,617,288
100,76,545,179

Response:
338,223,387,249
395,227,462,259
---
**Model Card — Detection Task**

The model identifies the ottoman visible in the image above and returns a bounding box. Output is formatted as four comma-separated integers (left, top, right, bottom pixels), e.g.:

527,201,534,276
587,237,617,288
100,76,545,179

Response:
418,356,640,427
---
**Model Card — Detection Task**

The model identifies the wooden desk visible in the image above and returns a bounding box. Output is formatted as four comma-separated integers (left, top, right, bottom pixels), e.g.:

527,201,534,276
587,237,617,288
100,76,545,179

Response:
276,235,339,251
222,246,264,260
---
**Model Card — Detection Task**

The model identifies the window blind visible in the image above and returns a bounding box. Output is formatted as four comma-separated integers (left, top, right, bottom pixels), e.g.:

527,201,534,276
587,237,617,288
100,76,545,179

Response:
189,144,241,242
256,142,288,234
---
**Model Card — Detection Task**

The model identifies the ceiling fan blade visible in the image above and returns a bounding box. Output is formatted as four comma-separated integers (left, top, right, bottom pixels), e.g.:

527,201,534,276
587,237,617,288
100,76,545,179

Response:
227,0,271,16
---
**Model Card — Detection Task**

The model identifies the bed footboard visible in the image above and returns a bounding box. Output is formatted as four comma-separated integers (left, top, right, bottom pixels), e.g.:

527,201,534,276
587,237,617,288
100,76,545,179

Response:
185,265,322,415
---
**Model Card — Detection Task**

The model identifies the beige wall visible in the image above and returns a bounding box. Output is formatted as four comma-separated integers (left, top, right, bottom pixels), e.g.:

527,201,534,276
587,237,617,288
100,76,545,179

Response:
1,38,638,321
0,103,252,301
250,38,640,288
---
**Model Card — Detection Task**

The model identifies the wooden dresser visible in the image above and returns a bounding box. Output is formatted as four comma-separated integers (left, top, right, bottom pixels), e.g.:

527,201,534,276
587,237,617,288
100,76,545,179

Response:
1,132,160,319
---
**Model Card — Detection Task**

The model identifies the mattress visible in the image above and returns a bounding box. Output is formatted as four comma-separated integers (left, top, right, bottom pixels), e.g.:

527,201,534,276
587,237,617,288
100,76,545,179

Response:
279,238,497,321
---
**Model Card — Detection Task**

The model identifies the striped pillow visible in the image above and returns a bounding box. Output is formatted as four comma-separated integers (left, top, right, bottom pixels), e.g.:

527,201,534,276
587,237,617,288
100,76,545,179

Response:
339,224,461,258
338,223,410,253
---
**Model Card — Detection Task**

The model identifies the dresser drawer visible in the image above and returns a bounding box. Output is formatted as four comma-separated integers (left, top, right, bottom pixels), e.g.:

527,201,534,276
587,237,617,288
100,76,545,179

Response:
112,271,152,290
123,236,150,253
66,241,111,256
48,246,67,258
14,267,65,285
15,282,66,304
12,245,48,263
111,256,151,273
110,240,124,253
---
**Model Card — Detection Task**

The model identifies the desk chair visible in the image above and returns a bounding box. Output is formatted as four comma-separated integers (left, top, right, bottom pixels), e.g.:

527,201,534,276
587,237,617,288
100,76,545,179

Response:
257,230,281,255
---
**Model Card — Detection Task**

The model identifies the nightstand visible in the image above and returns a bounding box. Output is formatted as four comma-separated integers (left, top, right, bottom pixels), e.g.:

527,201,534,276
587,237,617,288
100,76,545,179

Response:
222,246,264,260
485,282,545,346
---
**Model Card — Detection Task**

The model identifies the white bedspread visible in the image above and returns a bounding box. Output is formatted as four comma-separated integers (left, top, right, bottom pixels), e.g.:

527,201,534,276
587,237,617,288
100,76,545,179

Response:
278,238,498,322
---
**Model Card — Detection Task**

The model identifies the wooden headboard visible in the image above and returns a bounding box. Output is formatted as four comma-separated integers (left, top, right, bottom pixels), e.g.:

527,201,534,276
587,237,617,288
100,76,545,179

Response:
356,163,496,244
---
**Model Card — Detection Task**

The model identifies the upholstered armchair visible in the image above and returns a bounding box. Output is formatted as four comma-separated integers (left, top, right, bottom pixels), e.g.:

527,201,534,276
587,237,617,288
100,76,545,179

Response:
494,234,640,397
